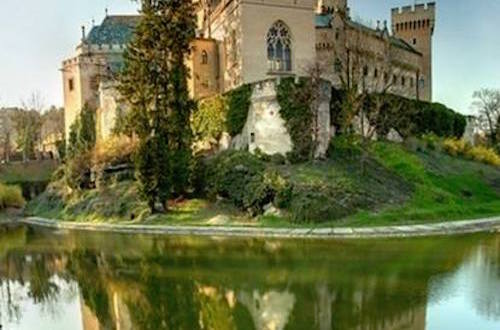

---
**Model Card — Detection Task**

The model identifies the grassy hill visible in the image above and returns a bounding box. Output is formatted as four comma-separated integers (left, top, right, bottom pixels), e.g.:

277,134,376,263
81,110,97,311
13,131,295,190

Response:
25,141,500,227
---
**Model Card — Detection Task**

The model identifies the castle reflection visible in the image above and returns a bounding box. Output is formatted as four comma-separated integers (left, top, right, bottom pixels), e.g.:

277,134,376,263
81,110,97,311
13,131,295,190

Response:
0,225,498,330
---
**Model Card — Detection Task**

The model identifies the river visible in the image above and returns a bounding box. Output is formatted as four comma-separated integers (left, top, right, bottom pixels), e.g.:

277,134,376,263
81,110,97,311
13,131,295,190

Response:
0,225,498,329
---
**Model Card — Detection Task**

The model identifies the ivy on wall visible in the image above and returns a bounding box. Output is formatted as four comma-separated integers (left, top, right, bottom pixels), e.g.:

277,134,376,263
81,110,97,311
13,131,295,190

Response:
226,84,252,137
330,88,467,139
276,78,315,162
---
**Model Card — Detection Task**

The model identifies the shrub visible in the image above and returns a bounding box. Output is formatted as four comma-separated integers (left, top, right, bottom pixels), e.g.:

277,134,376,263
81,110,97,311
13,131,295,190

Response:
92,135,138,167
442,138,469,157
226,84,252,137
334,89,466,139
327,135,362,160
421,134,440,151
205,151,290,215
65,151,92,190
466,146,500,166
270,153,287,165
288,182,360,223
192,95,227,153
0,183,25,209
442,138,500,166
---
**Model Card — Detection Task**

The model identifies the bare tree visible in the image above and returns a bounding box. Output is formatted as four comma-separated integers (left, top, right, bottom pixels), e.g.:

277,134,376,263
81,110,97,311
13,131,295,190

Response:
14,92,45,162
471,89,500,145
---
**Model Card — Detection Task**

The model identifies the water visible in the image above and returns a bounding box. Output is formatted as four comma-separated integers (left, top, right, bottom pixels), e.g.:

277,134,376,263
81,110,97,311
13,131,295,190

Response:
0,225,498,330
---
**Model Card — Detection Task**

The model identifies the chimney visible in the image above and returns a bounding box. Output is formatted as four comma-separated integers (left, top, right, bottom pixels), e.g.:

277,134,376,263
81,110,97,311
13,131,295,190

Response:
81,26,86,41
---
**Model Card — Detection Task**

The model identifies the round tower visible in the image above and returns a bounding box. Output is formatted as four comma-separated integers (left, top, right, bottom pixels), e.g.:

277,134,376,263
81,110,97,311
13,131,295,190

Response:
391,2,435,101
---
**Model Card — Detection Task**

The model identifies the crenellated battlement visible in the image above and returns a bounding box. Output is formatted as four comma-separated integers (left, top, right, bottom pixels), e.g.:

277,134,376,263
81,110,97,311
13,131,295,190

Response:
391,2,435,16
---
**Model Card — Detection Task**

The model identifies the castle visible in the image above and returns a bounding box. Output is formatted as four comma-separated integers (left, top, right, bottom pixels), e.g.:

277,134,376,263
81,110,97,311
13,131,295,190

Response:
62,0,435,145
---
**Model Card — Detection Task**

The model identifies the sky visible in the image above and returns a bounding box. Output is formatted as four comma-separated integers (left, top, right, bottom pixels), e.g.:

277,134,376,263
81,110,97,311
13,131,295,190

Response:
0,0,499,115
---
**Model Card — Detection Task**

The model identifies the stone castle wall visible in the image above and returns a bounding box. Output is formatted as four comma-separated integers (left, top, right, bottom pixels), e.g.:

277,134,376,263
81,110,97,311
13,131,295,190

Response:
232,78,331,158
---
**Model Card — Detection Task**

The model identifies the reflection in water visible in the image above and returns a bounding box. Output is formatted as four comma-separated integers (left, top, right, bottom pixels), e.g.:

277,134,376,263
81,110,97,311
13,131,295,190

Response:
0,225,498,330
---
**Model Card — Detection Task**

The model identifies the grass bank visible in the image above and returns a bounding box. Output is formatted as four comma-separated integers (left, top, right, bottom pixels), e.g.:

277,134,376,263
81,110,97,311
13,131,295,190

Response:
25,141,500,228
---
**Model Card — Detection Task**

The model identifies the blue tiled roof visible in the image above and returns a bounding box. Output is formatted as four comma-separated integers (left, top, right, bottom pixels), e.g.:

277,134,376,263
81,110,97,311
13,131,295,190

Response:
86,15,140,45
315,14,333,28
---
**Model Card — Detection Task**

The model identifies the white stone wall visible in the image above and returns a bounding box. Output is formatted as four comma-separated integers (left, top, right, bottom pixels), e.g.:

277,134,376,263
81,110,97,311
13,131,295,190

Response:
97,82,121,141
233,80,294,155
232,79,332,158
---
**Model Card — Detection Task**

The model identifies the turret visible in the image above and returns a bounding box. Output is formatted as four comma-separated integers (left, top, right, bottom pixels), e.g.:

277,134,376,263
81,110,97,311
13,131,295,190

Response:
316,0,347,14
391,2,435,101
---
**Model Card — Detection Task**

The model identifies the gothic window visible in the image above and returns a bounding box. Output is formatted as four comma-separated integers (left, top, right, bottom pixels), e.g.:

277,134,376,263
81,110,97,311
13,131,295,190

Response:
266,21,292,72
201,50,208,65
68,78,74,92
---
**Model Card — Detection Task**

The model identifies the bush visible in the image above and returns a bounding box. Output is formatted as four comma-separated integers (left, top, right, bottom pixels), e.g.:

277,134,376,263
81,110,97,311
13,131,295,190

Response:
92,135,138,167
192,95,227,153
0,183,25,209
288,182,360,223
65,151,92,190
333,89,467,139
205,151,290,215
327,135,362,160
466,146,500,166
442,138,500,166
442,138,470,157
226,84,252,137
421,134,440,151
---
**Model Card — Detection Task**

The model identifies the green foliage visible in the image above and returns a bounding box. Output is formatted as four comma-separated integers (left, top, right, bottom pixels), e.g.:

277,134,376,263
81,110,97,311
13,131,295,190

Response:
135,135,171,211
65,104,96,190
78,104,97,151
327,135,362,160
277,78,315,161
119,0,196,209
0,183,25,209
56,139,66,161
192,95,227,152
67,104,96,158
331,88,467,139
226,84,252,137
205,151,289,215
442,138,500,166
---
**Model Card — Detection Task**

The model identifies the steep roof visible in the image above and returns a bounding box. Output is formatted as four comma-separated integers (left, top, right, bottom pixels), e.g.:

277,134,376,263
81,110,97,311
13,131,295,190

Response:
86,15,140,45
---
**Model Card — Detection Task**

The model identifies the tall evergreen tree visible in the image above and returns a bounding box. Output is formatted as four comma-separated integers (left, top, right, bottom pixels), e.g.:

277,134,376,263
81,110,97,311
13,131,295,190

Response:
119,0,196,212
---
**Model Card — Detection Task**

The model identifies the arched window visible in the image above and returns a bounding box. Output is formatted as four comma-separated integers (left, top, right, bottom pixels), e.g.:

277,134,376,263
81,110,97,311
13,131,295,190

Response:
266,21,292,72
201,50,208,65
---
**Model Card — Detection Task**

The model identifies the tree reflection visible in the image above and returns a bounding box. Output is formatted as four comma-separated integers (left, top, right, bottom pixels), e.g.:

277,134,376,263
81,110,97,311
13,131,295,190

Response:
0,226,498,330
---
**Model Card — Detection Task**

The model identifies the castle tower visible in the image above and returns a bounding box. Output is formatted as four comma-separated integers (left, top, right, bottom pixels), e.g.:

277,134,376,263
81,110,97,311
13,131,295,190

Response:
317,0,347,13
392,2,435,101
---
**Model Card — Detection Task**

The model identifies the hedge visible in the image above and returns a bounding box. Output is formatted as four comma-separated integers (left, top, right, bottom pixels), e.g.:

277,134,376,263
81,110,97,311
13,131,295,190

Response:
331,88,467,139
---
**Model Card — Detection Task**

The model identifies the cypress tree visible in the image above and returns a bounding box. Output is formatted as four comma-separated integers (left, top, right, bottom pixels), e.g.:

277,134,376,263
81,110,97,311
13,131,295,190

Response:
119,0,196,212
